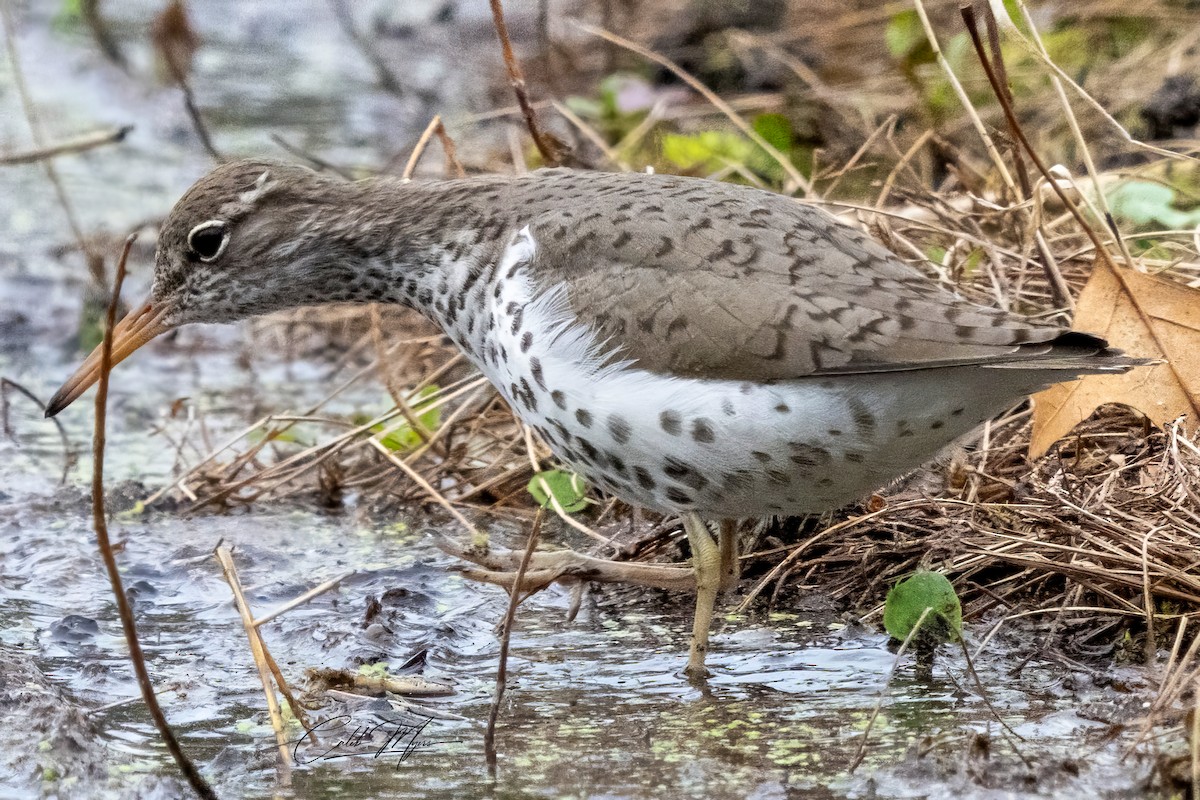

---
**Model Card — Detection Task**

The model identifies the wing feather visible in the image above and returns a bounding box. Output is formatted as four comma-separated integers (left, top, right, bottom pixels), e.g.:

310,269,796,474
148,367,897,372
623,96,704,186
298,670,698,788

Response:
514,170,1065,380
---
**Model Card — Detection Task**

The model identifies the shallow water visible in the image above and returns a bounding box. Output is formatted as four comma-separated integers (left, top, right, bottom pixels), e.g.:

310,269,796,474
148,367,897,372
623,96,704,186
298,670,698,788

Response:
0,3,1168,798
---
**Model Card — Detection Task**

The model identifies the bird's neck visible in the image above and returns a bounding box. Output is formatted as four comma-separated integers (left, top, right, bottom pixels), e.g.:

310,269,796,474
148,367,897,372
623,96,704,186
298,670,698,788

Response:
297,175,519,316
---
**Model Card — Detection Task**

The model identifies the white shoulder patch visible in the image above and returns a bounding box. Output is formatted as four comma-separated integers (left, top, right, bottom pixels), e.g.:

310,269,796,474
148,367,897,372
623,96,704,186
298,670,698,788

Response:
498,225,538,273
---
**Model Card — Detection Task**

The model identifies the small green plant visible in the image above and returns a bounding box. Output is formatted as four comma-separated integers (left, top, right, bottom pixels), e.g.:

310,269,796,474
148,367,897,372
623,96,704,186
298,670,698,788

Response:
885,8,978,120
883,571,962,646
369,385,442,452
527,469,589,513
885,4,1151,122
660,113,808,184
661,129,756,173
1106,180,1200,230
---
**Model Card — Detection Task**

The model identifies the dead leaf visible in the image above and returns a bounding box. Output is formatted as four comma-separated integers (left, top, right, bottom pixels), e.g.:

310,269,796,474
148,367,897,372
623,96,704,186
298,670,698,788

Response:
1030,258,1200,458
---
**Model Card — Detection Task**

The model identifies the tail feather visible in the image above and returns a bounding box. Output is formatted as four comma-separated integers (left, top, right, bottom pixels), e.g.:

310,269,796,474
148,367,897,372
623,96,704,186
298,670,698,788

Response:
986,331,1156,375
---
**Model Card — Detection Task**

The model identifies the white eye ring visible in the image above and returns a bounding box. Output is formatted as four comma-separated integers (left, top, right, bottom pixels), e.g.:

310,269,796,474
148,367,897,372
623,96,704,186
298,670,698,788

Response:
187,220,229,262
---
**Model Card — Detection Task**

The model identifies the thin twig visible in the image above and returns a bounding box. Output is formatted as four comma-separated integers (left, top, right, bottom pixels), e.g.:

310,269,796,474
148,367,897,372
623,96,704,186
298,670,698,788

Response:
0,125,132,165
849,606,933,773
912,0,1016,194
489,0,560,166
367,437,484,539
611,97,667,156
1,377,74,484
1193,676,1200,800
253,571,355,628
485,509,543,773
258,638,316,741
398,115,467,181
268,134,354,179
1143,527,1158,667
92,235,218,799
1010,0,1136,271
976,0,1031,195
956,3,1075,310
959,7,1110,257
955,633,1028,759
435,123,467,178
80,0,127,70
551,100,630,171
367,306,438,453
214,545,294,771
401,116,445,181
327,0,404,96
522,424,610,546
168,70,220,162
1005,0,1196,165
149,4,220,164
737,501,927,613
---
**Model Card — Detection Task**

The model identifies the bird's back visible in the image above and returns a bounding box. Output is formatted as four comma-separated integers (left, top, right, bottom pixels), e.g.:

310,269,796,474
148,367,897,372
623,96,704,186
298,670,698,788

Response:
453,168,1119,382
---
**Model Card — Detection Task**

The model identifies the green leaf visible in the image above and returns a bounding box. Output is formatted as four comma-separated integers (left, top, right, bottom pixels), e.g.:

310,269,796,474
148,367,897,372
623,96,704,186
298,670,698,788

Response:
1106,180,1200,229
1039,26,1091,74
660,128,799,183
960,247,985,275
883,571,962,644
527,469,589,513
662,131,755,171
597,73,625,116
752,113,793,153
373,385,442,452
885,10,928,61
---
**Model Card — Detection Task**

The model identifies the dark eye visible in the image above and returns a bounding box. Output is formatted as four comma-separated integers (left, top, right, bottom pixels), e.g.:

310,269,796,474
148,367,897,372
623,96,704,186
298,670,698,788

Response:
187,221,228,262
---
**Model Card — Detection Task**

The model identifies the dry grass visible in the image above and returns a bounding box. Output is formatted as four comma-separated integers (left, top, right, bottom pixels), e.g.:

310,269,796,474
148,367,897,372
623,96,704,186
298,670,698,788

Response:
745,412,1200,628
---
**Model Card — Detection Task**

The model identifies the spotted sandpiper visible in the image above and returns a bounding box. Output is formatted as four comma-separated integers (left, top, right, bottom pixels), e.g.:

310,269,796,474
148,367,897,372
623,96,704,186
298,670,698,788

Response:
47,160,1145,676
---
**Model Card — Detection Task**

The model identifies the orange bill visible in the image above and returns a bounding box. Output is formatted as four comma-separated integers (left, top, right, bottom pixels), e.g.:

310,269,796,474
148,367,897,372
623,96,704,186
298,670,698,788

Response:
45,300,174,417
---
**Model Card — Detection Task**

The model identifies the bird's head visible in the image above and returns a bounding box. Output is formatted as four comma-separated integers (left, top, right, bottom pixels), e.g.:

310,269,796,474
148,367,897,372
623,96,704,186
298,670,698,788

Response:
46,159,361,416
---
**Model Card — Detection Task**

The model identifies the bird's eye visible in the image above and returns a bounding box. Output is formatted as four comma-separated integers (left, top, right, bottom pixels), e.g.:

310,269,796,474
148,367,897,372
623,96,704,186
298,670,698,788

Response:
187,221,229,262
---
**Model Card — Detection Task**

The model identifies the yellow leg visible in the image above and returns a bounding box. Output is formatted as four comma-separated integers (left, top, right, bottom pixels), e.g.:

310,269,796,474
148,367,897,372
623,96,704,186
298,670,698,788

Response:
718,519,739,591
683,512,721,678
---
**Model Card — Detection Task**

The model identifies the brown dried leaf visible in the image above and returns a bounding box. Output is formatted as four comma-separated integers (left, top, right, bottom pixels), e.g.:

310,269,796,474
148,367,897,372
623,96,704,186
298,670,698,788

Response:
1030,258,1200,458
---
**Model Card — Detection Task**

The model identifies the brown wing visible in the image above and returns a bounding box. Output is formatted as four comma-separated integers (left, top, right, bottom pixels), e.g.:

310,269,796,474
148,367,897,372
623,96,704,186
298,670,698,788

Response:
518,172,1063,381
